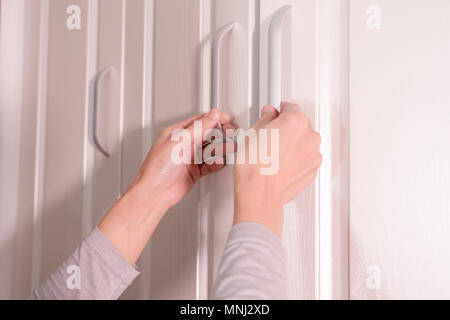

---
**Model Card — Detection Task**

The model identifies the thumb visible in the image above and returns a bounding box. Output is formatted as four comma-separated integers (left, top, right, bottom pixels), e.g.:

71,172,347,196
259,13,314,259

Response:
251,105,278,129
185,108,222,146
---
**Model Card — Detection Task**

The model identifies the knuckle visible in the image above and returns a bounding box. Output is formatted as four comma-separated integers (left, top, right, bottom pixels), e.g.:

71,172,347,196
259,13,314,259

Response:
161,126,174,137
316,153,323,167
313,132,322,146
160,127,170,135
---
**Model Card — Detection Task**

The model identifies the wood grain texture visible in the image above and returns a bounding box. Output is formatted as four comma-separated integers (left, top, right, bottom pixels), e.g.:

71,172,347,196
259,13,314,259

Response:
207,0,256,298
349,0,450,299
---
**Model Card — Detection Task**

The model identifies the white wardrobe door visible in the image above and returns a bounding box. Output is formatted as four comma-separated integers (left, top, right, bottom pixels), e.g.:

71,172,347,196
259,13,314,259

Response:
39,0,92,284
350,0,450,299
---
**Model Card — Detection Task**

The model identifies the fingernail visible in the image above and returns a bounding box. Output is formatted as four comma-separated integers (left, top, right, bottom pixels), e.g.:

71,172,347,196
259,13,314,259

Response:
262,105,273,114
207,109,219,120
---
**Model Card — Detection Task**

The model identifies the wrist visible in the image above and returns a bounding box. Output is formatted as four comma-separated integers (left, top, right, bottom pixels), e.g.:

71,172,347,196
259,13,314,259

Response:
233,176,284,239
125,181,170,220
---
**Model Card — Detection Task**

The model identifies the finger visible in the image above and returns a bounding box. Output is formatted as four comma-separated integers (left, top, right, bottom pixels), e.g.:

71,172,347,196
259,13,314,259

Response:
185,109,223,145
251,105,279,129
299,151,323,175
222,123,236,141
175,113,206,130
162,109,231,136
203,140,236,158
199,160,225,177
158,114,205,139
220,112,231,125
280,101,301,114
180,110,231,128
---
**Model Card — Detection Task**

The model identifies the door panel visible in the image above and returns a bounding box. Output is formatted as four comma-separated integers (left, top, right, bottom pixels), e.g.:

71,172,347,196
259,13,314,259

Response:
40,0,90,284
349,0,450,299
147,0,203,299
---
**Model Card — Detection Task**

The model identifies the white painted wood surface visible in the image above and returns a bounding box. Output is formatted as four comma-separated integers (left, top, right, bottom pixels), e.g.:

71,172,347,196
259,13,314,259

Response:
39,0,90,288
147,0,203,299
315,0,349,300
349,0,450,299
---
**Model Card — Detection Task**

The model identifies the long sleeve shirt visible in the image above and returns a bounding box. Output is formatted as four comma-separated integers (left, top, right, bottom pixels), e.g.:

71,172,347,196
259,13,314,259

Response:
29,222,287,300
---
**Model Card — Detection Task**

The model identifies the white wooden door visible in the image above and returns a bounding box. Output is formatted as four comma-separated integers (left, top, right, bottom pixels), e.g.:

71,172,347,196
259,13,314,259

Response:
349,0,450,299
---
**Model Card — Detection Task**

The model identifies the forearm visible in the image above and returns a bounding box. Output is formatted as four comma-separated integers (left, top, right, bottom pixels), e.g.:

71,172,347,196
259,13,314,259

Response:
98,182,169,265
30,184,167,300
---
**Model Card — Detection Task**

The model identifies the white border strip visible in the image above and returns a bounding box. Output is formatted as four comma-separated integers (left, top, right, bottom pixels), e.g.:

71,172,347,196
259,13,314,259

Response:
196,0,212,300
82,0,99,238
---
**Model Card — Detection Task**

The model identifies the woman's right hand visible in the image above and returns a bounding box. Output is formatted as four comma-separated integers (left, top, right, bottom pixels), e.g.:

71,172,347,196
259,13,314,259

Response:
233,102,322,238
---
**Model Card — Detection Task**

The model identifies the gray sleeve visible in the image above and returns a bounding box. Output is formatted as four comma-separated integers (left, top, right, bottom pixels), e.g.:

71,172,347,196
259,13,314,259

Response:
211,222,288,300
29,227,140,300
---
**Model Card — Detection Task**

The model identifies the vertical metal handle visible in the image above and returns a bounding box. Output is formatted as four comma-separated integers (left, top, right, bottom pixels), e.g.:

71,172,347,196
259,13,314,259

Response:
268,5,292,111
212,22,237,113
93,66,113,157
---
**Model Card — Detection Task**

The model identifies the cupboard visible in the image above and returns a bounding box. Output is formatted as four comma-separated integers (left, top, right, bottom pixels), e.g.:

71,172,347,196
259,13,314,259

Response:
1,0,449,299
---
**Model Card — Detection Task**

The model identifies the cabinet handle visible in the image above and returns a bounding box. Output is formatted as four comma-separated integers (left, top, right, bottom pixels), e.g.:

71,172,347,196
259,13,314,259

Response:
212,22,237,117
201,22,237,160
93,66,113,157
268,5,292,111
